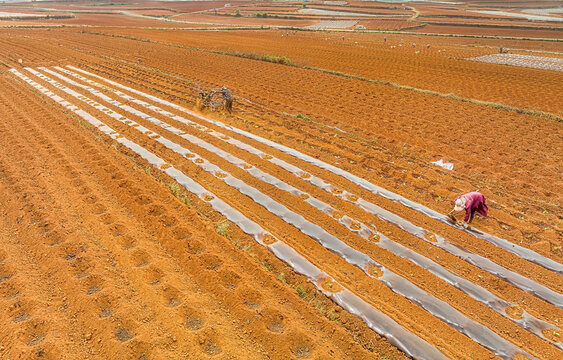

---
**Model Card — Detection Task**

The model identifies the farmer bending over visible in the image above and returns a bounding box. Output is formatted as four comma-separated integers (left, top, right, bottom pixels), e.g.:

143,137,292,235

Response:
450,192,488,227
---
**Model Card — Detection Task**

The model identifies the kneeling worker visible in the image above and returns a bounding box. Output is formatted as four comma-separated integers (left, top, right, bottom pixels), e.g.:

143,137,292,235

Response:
449,192,488,227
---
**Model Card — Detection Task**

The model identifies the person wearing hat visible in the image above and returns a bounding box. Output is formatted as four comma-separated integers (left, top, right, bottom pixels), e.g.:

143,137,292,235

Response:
216,86,233,113
449,192,488,227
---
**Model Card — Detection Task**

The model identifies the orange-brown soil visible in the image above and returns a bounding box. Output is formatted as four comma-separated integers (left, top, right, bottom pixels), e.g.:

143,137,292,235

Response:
0,13,215,28
0,2,562,359
0,67,398,359
170,13,317,27
409,24,563,38
356,19,414,30
86,28,563,114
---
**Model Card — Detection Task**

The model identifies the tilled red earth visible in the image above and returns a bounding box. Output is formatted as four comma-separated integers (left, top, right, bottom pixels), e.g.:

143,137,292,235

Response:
0,5,561,360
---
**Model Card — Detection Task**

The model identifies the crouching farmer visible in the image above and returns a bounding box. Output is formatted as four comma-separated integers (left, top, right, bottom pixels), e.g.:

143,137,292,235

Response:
450,192,488,227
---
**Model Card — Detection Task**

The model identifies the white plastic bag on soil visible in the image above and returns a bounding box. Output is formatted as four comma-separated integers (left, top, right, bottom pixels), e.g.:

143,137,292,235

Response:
431,159,454,170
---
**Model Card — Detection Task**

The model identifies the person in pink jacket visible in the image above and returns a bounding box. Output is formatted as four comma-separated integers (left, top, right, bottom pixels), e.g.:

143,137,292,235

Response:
451,192,489,225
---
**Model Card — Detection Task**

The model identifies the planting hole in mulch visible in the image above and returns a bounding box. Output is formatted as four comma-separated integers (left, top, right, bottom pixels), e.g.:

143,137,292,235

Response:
319,278,343,293
424,233,438,243
350,222,362,230
262,234,277,245
346,194,358,202
505,305,524,320
332,211,343,220
541,328,561,343
368,266,384,278
369,234,381,243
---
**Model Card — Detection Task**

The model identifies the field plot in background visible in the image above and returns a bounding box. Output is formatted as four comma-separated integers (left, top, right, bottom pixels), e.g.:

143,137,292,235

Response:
305,19,358,29
0,1,562,359
470,53,563,71
86,28,563,115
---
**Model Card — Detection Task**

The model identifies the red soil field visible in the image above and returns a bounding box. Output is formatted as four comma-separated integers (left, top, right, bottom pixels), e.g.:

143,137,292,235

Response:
170,13,316,27
461,0,560,5
88,28,563,114
419,18,563,28
356,19,414,30
347,1,410,10
0,2,561,359
408,0,563,37
129,10,178,16
0,70,392,360
20,0,241,12
409,24,563,38
302,6,412,15
219,6,301,12
0,13,209,28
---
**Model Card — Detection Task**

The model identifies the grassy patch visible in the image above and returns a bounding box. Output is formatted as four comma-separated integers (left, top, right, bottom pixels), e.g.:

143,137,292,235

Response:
296,112,310,121
295,284,308,299
232,52,292,65
262,55,291,65
214,219,231,239
79,119,92,129
166,182,180,197
328,311,339,321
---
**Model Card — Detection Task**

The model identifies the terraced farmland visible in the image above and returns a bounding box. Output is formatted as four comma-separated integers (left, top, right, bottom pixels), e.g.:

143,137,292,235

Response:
0,1,562,359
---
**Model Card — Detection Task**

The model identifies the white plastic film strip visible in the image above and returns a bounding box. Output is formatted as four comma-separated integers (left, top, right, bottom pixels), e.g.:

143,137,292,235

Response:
66,66,562,276
49,66,562,345
27,67,536,359
62,66,562,308
9,67,448,360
